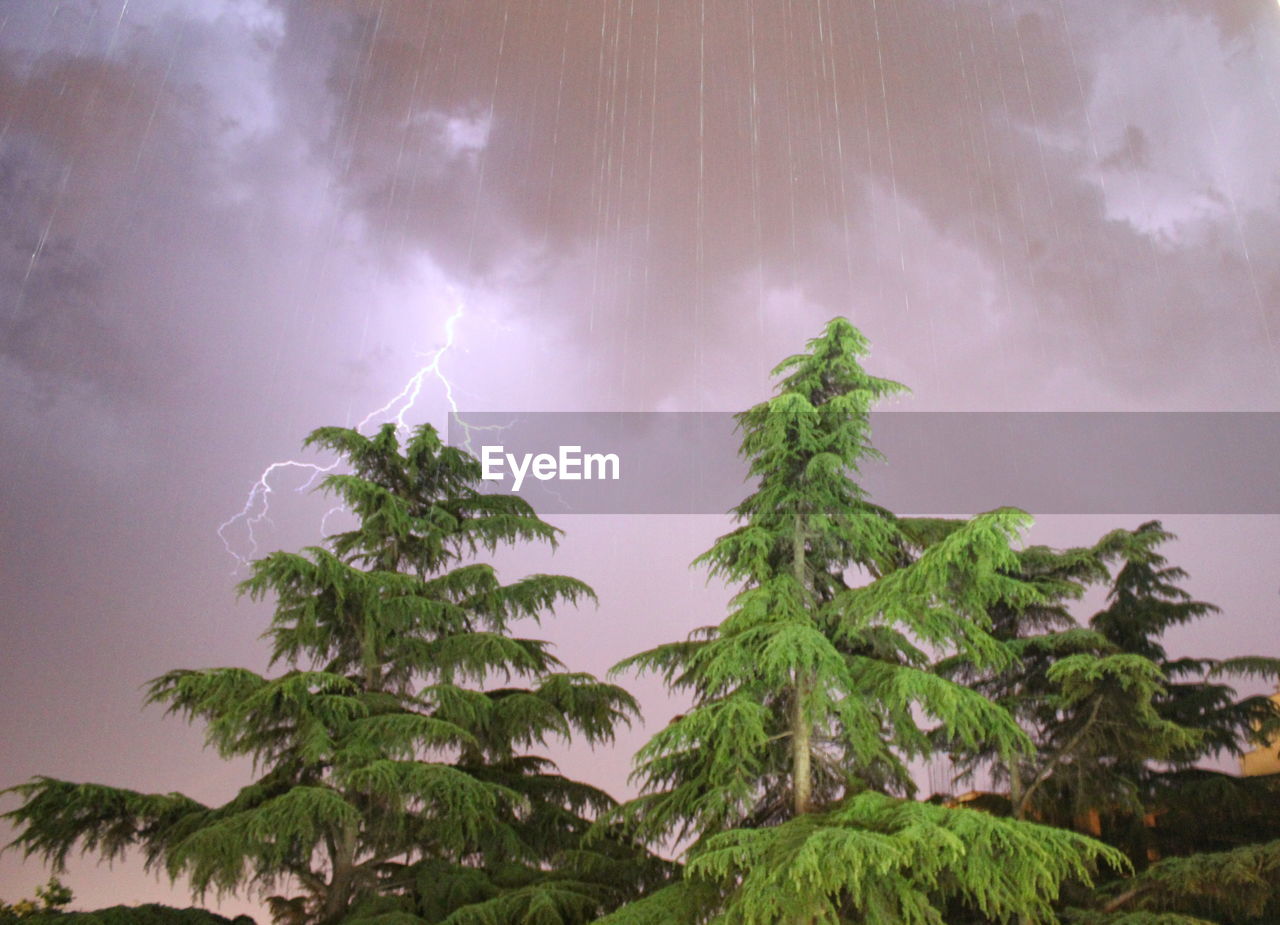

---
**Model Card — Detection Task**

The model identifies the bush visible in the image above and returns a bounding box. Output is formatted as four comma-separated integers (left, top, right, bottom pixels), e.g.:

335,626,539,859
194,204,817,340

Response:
0,904,254,925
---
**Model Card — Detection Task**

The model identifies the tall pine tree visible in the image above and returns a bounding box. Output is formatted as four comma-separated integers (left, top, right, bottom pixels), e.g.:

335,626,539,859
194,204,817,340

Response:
599,318,1123,924
4,424,663,924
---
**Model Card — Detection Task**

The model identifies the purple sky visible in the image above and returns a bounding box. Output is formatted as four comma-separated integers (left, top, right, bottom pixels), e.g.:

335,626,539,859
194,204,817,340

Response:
2,1,1279,917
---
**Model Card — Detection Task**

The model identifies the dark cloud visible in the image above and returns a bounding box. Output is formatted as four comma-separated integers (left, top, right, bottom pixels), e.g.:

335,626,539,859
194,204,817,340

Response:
246,0,1280,408
0,138,131,399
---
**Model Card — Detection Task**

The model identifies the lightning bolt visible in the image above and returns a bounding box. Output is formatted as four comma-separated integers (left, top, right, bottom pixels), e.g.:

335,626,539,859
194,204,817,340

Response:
355,296,464,435
216,459,338,569
219,287,504,569
352,290,509,450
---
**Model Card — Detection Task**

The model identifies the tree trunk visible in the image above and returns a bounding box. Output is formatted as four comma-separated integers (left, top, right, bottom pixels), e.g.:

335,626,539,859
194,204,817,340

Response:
792,513,813,818
1010,762,1029,925
1009,758,1025,821
319,824,358,925
792,674,814,817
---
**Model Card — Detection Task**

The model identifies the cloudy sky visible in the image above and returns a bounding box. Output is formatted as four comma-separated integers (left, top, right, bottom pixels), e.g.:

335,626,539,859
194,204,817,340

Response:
2,0,1279,916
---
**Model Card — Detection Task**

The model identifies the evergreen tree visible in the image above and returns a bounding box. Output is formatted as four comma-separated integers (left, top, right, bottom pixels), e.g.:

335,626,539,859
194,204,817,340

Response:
1091,523,1280,778
938,528,1200,829
3,424,661,924
943,521,1280,923
1068,525,1280,923
600,319,1123,924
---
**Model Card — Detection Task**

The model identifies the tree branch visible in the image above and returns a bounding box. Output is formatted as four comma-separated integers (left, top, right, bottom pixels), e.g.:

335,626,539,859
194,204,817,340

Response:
1018,695,1104,819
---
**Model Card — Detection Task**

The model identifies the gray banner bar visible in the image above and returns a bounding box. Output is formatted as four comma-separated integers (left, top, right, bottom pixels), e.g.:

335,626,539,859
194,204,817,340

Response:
446,412,1279,515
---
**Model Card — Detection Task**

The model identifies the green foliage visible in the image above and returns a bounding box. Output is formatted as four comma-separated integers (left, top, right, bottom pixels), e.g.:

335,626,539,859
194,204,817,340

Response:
937,523,1275,834
1092,524,1280,770
0,878,73,919
0,879,249,925
605,318,1124,922
681,795,1117,925
1,909,255,925
1065,840,1280,924
4,424,659,924
940,517,1280,922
